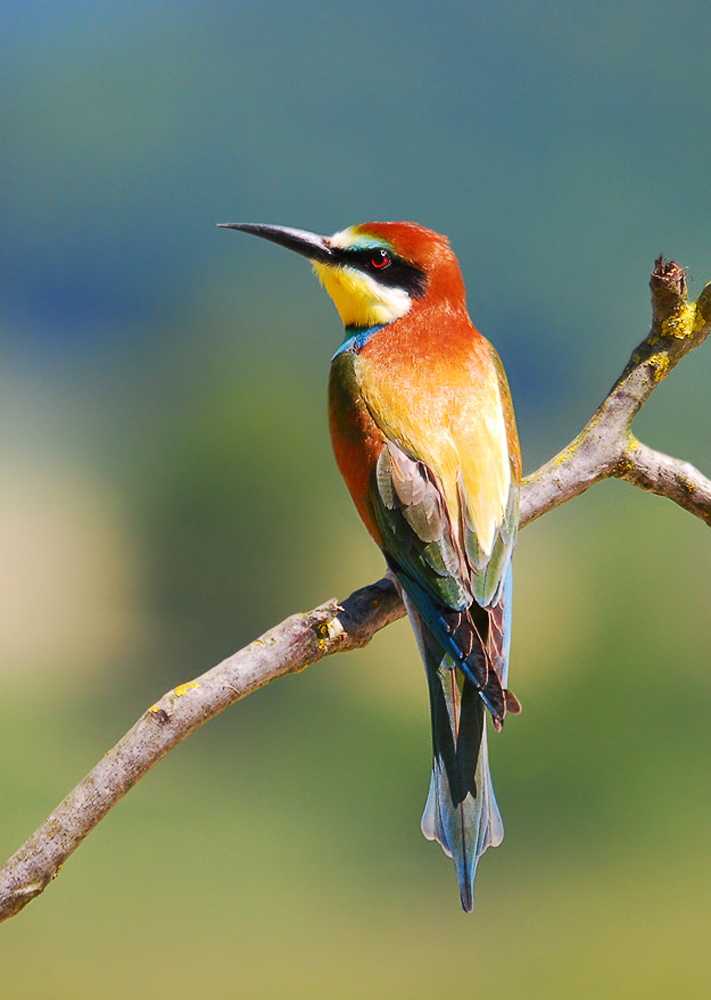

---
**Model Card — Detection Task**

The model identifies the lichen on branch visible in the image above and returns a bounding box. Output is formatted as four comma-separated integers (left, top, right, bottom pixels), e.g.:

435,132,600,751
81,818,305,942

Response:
520,257,711,527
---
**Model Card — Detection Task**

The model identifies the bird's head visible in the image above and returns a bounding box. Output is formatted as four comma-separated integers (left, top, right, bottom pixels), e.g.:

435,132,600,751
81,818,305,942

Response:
218,221,468,329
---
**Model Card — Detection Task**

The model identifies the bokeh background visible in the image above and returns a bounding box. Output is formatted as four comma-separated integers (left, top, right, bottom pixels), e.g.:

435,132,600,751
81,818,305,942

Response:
2,2,711,997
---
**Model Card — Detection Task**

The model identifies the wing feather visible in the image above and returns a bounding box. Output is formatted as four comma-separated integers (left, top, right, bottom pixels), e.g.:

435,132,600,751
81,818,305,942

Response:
373,438,517,727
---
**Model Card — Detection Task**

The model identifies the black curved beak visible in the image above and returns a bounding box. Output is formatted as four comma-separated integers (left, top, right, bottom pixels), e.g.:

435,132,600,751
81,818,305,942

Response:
217,223,333,265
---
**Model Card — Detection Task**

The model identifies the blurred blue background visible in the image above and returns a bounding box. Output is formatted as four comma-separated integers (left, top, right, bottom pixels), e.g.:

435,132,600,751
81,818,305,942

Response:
2,2,711,997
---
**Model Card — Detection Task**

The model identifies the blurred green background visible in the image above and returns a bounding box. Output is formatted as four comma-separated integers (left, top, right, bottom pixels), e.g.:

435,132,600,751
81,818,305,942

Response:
2,2,711,997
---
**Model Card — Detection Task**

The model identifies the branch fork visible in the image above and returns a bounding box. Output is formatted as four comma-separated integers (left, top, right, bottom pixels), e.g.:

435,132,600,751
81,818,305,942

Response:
520,257,711,527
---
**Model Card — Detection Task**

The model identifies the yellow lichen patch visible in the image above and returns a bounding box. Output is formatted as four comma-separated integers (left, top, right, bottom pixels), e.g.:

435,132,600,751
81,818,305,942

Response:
149,704,162,714
661,303,696,339
314,617,343,650
174,681,200,697
693,303,710,332
648,353,670,382
551,434,585,468
616,456,633,475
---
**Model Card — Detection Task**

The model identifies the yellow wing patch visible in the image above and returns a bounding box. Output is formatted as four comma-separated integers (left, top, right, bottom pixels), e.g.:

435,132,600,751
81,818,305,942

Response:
356,345,511,558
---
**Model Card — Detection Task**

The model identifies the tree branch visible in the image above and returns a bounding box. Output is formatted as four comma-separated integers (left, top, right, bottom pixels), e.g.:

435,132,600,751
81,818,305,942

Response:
520,258,711,527
0,579,405,923
2,259,711,924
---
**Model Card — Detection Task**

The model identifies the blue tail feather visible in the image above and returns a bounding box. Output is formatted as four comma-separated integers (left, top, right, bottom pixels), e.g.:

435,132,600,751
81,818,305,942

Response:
404,592,504,912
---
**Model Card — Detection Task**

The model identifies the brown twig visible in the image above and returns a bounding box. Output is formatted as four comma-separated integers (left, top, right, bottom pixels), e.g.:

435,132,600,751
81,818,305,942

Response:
2,259,710,924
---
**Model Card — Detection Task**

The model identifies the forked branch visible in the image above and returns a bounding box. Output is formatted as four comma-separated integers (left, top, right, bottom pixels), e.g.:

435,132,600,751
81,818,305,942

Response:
1,258,710,924
520,258,711,526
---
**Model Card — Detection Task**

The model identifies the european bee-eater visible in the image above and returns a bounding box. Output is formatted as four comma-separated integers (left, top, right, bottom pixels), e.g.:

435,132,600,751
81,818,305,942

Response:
220,220,521,911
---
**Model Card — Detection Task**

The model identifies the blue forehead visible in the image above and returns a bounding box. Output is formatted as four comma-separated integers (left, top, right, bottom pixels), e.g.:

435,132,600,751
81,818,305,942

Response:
340,233,393,252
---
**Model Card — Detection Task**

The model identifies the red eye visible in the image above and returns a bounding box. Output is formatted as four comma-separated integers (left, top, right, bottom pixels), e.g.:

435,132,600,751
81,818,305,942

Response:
370,250,390,269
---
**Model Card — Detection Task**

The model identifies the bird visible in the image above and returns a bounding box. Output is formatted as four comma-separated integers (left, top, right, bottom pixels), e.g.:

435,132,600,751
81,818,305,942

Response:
219,220,522,912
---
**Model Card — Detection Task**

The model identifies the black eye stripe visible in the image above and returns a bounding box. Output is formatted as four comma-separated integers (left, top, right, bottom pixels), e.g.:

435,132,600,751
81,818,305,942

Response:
332,247,427,298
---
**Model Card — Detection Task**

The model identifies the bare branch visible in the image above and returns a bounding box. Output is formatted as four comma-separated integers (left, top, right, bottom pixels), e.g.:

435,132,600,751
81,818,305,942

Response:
2,258,711,924
619,439,711,524
521,260,711,527
0,579,405,923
